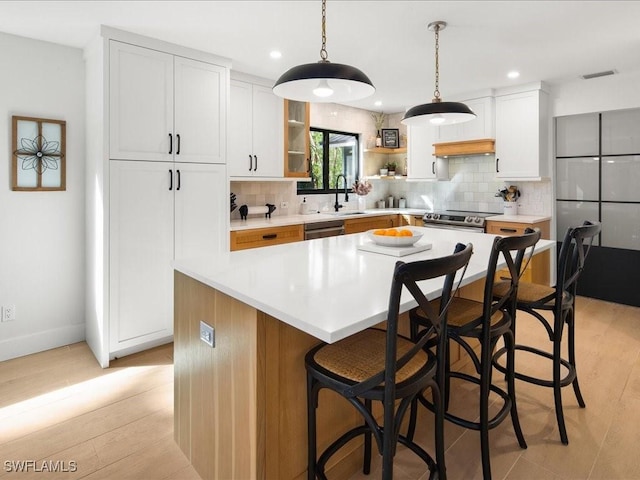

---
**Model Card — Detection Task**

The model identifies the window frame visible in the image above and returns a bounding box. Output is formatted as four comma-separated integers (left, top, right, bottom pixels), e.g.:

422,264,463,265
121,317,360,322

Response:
297,127,360,195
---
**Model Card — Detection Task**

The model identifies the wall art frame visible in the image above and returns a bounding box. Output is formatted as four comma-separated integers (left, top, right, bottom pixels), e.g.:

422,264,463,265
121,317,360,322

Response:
381,128,400,149
12,115,66,191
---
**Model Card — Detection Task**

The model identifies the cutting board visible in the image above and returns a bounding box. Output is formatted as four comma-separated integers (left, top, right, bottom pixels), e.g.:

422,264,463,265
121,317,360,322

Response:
357,242,432,257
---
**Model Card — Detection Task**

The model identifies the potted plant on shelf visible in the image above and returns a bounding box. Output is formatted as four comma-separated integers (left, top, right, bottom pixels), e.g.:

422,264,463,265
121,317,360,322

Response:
385,161,398,176
495,185,520,215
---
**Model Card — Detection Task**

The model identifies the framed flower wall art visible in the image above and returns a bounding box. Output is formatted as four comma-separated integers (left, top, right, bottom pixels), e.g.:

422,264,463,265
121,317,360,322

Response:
12,116,66,191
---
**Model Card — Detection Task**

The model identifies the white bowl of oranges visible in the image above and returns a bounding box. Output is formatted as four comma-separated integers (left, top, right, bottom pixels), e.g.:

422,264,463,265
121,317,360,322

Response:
367,228,423,247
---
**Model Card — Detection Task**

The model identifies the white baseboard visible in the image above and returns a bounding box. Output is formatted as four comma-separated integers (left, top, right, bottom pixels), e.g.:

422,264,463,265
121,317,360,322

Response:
0,324,85,362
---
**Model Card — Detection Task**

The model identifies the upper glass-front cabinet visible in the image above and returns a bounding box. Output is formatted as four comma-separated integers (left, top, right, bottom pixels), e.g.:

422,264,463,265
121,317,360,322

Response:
284,100,310,178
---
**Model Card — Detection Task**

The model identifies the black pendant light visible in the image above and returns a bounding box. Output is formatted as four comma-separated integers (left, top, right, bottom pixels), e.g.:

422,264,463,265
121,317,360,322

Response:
273,0,375,103
402,21,476,126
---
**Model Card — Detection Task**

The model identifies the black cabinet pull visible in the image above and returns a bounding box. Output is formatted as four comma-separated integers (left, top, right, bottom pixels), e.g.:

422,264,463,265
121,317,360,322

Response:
499,228,518,233
432,161,435,175
496,158,500,172
176,169,181,190
249,154,253,171
169,169,173,191
176,134,181,155
262,234,277,240
169,133,173,154
254,155,258,171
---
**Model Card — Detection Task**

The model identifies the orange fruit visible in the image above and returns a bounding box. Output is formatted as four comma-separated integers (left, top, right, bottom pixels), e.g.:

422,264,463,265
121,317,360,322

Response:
398,229,413,237
373,229,386,236
384,229,398,236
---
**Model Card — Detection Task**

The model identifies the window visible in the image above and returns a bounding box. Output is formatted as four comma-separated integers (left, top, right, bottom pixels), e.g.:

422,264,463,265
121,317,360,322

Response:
298,128,359,194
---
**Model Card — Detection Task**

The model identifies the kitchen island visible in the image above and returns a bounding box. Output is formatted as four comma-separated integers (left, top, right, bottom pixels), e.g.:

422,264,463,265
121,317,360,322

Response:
173,228,554,480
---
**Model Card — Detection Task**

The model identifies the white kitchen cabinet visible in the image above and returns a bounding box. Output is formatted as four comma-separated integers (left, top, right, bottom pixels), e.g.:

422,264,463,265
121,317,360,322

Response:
228,79,283,177
495,88,549,180
85,27,231,367
407,125,448,180
110,40,226,164
435,96,495,142
109,160,227,352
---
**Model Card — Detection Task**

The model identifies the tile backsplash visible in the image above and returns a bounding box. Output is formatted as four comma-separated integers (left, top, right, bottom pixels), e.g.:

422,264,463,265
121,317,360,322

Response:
230,156,552,219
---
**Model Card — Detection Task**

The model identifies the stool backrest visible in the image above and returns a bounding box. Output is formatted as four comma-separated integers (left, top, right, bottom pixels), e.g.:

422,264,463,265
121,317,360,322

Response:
378,243,473,401
485,228,542,319
557,221,601,298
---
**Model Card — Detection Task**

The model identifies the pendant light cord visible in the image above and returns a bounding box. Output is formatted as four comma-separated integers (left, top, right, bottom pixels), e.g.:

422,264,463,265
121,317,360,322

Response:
433,23,441,102
319,0,329,62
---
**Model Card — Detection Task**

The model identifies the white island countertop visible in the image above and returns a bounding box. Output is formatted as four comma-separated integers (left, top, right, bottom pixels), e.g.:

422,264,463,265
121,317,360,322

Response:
174,228,554,344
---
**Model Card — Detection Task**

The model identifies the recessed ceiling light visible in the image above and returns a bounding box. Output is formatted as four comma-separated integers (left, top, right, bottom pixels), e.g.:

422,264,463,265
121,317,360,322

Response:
374,100,382,107
270,50,282,59
507,71,520,79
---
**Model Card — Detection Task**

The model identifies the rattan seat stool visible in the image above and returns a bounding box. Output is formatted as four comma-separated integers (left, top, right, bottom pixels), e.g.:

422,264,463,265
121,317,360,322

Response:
408,229,541,480
305,243,473,480
492,221,601,445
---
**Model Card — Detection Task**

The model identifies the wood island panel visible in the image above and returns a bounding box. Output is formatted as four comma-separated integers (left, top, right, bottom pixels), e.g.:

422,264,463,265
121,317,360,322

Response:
174,272,367,480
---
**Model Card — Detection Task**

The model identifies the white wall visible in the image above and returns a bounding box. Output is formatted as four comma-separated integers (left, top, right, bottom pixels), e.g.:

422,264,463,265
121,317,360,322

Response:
0,32,85,361
552,69,640,117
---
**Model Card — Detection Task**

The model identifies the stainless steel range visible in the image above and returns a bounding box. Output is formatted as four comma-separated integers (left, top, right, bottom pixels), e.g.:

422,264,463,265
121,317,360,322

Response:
422,210,495,232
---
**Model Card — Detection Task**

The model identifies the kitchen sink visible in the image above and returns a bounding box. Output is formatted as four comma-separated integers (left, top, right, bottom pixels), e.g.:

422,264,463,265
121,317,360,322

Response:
331,211,367,216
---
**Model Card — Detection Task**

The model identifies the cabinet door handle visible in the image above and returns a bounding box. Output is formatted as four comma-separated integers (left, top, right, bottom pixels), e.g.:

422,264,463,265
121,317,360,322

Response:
499,228,517,233
496,158,500,172
169,169,173,191
432,161,435,175
249,154,253,171
262,234,277,240
176,169,181,190
254,155,258,171
169,134,173,154
176,134,181,155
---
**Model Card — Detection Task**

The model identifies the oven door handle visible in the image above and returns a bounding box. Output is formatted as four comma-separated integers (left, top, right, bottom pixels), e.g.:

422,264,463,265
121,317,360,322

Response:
422,223,484,233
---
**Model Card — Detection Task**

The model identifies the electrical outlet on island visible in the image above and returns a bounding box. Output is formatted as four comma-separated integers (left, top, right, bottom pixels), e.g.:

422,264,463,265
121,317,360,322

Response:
2,305,16,322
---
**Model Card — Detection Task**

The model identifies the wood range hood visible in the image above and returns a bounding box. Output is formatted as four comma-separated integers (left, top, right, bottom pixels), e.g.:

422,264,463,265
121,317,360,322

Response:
434,138,495,157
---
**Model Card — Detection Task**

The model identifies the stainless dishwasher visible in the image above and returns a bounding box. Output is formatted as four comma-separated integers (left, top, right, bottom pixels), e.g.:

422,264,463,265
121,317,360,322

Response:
304,220,345,240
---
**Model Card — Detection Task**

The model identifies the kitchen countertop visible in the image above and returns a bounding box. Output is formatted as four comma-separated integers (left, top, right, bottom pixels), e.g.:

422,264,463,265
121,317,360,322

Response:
174,227,554,343
230,208,428,231
486,214,552,223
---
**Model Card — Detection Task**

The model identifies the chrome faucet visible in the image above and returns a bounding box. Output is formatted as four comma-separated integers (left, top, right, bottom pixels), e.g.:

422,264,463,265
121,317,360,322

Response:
334,174,349,212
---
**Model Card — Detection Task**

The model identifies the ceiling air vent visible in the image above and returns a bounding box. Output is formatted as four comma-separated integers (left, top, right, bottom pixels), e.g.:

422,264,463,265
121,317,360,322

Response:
581,70,616,80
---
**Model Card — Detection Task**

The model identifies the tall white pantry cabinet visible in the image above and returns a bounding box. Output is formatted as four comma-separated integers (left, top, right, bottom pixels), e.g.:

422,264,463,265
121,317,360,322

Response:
85,27,231,367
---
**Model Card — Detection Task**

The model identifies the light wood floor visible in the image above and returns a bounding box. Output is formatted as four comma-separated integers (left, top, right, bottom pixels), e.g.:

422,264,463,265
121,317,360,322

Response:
1,296,639,479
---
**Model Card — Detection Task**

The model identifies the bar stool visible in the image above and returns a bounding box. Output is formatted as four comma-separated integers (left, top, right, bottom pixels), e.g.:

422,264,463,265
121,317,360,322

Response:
305,243,473,480
408,229,541,480
492,221,601,444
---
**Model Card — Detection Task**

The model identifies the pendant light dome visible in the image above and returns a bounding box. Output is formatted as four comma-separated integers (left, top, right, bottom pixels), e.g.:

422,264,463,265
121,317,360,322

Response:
402,21,476,126
273,0,375,103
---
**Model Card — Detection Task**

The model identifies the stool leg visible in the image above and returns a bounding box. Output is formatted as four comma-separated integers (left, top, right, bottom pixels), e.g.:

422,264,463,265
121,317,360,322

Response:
406,397,419,441
363,399,372,474
480,343,492,480
553,327,569,445
307,374,318,480
567,310,586,408
505,331,527,449
431,382,447,480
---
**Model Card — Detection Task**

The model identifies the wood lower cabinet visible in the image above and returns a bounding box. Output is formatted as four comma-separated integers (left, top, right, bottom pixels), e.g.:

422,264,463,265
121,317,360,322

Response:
230,224,304,251
344,214,398,234
486,219,551,284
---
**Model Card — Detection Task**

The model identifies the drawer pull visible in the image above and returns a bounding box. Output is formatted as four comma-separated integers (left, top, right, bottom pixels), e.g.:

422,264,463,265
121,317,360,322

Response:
500,228,518,233
262,234,278,240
